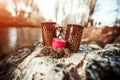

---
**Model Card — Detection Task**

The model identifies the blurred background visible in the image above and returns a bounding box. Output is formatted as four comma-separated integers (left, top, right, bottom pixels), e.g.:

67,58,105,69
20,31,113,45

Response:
0,0,120,59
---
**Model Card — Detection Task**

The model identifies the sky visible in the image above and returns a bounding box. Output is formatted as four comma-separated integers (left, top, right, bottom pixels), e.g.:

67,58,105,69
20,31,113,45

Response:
92,0,120,27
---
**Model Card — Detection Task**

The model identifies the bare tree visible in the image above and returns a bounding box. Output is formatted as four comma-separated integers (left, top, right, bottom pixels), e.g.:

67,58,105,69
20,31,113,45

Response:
86,0,97,27
12,0,19,16
115,0,120,27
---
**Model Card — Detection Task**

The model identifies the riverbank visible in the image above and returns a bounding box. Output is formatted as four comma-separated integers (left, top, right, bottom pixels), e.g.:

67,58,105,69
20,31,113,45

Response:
0,16,40,28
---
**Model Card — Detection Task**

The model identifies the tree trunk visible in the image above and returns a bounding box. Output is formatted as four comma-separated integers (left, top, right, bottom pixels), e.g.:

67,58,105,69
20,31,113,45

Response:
86,0,96,27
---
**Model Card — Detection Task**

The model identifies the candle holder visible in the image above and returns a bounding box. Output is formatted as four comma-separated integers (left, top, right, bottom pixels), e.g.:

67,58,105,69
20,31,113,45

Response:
65,24,84,53
41,22,56,46
52,38,66,49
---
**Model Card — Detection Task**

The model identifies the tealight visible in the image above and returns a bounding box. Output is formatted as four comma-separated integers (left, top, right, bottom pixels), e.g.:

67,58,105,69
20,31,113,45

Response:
52,38,66,49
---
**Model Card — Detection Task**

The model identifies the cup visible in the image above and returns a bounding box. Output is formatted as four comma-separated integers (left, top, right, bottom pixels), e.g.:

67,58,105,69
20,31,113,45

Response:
65,24,84,53
41,22,56,46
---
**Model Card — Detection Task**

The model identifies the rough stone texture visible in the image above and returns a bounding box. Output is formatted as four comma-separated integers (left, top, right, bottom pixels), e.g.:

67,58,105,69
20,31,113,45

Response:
0,43,120,80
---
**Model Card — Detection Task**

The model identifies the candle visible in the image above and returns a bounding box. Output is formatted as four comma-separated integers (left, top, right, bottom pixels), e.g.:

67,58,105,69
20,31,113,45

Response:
52,38,66,49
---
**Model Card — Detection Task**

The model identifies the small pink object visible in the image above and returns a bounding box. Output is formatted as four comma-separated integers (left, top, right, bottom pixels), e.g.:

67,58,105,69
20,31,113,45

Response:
52,38,66,49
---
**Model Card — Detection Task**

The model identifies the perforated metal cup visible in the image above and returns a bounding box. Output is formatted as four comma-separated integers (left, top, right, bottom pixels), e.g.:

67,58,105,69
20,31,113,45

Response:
41,22,56,46
65,24,84,53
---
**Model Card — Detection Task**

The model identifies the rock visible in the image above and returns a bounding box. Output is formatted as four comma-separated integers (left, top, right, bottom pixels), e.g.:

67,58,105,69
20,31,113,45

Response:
104,44,120,49
85,58,120,80
82,44,120,80
0,45,33,80
79,44,102,53
0,43,120,80
11,50,86,80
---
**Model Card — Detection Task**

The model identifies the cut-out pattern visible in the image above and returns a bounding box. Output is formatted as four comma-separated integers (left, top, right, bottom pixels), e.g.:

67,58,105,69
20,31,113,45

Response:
67,31,83,52
42,26,55,46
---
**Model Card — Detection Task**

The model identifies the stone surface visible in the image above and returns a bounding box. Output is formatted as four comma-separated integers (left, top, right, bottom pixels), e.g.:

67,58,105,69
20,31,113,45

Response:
0,43,120,80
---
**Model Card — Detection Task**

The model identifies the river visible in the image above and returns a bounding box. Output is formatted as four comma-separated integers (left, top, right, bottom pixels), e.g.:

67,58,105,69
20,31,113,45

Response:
0,26,42,56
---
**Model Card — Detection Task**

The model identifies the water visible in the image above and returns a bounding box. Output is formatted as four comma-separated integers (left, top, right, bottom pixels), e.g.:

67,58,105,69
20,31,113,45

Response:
0,26,42,56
